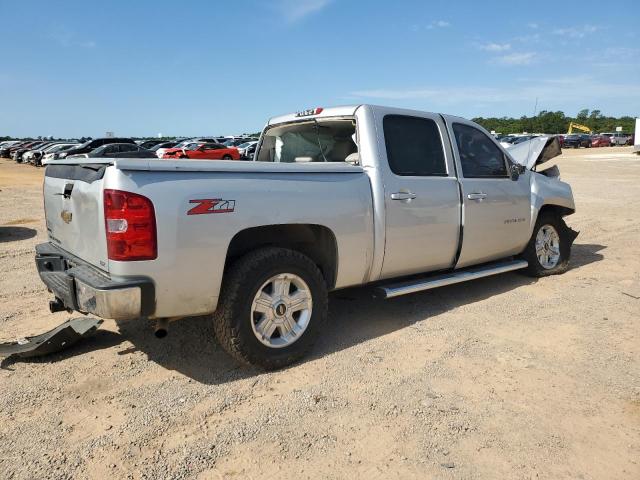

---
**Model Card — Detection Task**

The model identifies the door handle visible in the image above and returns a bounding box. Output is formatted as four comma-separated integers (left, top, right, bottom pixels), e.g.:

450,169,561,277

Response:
391,192,417,201
467,192,487,201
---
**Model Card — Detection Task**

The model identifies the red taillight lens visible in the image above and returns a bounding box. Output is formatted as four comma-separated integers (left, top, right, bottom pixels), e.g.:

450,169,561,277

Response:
104,189,157,261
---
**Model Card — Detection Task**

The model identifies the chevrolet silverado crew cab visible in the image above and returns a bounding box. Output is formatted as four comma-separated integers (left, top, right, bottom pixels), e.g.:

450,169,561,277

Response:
37,105,577,369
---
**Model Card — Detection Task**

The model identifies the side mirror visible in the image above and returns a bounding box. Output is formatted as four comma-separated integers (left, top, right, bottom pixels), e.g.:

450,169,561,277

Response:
510,163,526,180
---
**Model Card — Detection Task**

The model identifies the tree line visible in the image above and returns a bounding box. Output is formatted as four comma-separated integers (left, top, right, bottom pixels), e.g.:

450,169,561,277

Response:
472,109,637,135
2,110,636,141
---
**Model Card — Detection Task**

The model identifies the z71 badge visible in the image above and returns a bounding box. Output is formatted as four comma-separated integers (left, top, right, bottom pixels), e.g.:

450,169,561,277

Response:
187,199,236,215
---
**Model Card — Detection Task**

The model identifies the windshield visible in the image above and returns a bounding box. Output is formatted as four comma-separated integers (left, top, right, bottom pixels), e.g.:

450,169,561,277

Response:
256,119,357,163
184,143,201,151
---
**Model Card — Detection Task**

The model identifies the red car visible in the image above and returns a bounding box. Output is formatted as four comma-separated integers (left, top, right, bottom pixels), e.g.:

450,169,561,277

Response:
590,135,612,147
162,142,240,160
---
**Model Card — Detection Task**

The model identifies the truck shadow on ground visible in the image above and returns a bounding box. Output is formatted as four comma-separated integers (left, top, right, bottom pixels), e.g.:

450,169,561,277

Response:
113,242,605,385
0,226,37,243
6,244,604,378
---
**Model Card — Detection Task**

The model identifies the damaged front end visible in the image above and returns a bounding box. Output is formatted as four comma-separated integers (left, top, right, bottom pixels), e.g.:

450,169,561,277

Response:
506,136,563,178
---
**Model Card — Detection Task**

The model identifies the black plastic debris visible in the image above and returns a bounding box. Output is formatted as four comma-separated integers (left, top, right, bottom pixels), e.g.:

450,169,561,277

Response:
0,317,103,359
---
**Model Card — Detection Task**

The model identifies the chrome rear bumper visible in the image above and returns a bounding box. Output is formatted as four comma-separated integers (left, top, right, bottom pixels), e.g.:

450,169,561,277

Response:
35,243,155,320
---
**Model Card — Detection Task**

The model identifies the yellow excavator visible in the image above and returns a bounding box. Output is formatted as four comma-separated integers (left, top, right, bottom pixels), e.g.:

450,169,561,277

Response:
567,122,592,134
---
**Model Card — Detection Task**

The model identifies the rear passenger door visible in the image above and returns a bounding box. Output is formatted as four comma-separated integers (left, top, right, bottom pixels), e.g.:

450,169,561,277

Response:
449,122,531,268
379,113,461,279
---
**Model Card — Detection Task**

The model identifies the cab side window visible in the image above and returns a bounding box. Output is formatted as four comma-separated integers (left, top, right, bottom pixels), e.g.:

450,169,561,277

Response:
453,123,508,178
383,115,447,176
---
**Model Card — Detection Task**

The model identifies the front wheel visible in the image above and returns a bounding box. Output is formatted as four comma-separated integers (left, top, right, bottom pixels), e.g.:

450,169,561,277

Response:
521,212,578,277
222,154,233,160
213,247,328,369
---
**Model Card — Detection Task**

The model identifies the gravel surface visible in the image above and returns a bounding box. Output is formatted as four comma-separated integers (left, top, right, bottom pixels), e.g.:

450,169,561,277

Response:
0,149,639,479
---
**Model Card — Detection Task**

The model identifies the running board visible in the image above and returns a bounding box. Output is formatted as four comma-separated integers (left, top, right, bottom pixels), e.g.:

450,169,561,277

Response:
375,259,528,299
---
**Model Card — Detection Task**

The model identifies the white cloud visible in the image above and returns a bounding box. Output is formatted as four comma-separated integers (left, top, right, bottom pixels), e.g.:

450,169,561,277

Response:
50,26,95,48
426,20,450,29
553,24,600,39
494,52,537,65
479,42,511,52
348,76,640,108
527,22,539,29
276,0,333,23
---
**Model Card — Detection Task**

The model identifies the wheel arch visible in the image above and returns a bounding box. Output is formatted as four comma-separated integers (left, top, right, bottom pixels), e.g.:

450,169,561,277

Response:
224,224,339,289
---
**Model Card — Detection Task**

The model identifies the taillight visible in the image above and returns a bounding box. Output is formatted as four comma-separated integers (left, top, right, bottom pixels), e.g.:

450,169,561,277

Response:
104,189,157,261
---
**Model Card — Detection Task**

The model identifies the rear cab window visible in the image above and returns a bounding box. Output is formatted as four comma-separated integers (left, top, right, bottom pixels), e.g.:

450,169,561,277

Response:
256,118,357,163
383,115,447,176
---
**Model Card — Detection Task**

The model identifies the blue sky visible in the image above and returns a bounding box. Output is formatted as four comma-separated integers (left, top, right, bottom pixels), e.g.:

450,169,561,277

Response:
1,0,638,137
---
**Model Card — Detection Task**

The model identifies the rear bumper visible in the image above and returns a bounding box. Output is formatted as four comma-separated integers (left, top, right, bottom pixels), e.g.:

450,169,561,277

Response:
35,243,155,320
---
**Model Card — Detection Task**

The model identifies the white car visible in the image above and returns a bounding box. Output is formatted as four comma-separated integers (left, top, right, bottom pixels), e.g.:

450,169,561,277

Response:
236,141,258,157
42,144,80,162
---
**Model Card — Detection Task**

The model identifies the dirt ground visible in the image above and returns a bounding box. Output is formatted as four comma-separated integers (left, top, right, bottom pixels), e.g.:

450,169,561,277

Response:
0,148,639,480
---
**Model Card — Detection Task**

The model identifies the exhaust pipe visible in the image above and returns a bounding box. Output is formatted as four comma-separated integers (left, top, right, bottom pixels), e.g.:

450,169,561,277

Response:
49,299,66,313
154,318,170,338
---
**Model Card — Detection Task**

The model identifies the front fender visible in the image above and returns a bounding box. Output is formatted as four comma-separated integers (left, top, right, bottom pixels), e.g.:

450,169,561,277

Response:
529,171,575,236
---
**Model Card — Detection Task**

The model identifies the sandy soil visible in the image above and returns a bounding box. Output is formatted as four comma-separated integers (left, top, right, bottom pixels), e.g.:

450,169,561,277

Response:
0,149,639,480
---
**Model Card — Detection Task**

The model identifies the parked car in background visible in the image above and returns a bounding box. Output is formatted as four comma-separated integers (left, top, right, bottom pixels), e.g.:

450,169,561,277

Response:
59,137,136,158
1,141,29,158
563,134,591,148
610,132,631,146
138,139,168,149
590,135,611,147
41,144,81,163
499,135,537,149
149,141,178,157
237,141,258,158
556,135,564,148
66,143,157,159
12,141,49,162
0,140,20,152
223,138,257,148
242,142,258,159
89,143,157,158
155,138,217,158
23,142,74,165
162,142,240,160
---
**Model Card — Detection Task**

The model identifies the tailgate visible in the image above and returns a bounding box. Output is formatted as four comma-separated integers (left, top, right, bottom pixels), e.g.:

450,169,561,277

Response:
43,162,110,272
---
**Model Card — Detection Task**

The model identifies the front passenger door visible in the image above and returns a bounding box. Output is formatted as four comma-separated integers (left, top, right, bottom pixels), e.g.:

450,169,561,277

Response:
451,122,531,268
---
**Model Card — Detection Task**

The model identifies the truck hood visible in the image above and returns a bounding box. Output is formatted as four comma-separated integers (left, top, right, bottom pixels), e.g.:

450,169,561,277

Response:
506,136,562,170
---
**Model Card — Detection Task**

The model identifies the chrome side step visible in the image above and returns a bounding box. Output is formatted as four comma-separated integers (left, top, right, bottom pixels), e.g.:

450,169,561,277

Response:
375,259,528,299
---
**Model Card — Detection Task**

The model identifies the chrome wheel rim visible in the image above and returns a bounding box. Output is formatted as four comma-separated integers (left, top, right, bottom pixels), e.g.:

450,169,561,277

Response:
535,224,561,269
251,273,313,348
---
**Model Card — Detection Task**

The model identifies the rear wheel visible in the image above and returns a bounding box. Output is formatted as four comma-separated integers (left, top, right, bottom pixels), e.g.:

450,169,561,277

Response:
213,247,328,369
521,212,577,277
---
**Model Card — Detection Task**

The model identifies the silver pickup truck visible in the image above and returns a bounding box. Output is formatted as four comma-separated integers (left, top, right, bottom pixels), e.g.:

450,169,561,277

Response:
37,105,577,369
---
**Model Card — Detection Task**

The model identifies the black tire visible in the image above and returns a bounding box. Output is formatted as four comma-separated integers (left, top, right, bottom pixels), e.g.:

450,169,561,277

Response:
222,154,233,160
213,247,328,370
521,211,577,277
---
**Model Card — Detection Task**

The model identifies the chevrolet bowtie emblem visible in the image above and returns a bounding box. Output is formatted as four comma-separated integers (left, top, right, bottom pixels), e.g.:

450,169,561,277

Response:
60,210,73,224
